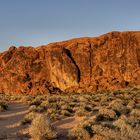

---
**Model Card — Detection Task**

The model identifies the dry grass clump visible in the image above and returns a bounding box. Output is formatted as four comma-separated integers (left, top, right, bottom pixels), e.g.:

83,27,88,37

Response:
29,114,57,140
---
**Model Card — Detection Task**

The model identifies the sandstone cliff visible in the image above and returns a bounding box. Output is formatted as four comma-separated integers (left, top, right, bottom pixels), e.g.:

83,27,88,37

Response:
0,31,140,94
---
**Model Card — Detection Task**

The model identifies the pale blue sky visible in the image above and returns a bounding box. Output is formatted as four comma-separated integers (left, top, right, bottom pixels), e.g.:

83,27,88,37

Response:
0,0,140,51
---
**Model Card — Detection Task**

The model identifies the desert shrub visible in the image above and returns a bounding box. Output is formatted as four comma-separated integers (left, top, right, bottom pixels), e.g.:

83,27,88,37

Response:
48,95,61,103
92,106,101,113
113,119,140,140
96,108,117,121
75,107,89,117
47,108,57,114
108,99,129,115
130,109,140,118
118,125,140,140
63,105,74,113
68,127,90,140
61,110,71,117
71,97,79,103
135,103,140,109
92,135,105,140
21,112,38,125
21,117,32,125
69,102,77,108
29,96,43,106
37,105,46,113
100,97,110,106
40,101,49,109
29,114,57,140
49,102,60,110
20,95,34,103
127,100,135,109
0,101,8,112
93,96,101,102
61,104,69,110
7,94,23,101
113,115,127,129
50,113,60,122
68,119,94,140
102,122,116,129
112,90,122,96
92,124,117,140
84,105,92,112
47,108,61,121
29,104,47,113
127,116,140,127
29,105,38,112
79,96,89,103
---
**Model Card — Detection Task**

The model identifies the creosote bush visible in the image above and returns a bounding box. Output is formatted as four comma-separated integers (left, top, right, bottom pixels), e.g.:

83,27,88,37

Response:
29,114,57,140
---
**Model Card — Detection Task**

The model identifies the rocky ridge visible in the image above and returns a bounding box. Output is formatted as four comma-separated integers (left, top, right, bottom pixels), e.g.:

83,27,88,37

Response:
0,31,140,94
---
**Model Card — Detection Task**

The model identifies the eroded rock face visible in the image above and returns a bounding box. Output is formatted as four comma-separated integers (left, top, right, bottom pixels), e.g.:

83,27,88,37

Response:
47,47,79,90
0,31,140,94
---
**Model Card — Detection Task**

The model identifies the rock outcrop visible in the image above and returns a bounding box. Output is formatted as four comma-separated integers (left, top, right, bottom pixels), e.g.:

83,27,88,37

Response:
0,31,140,94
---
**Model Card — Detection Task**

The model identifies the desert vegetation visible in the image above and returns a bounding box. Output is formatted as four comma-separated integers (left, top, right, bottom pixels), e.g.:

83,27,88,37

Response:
0,93,9,112
0,101,8,112
0,87,140,139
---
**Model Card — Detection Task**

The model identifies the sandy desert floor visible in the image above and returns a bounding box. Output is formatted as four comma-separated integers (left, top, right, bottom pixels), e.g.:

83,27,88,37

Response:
0,101,84,140
0,102,29,140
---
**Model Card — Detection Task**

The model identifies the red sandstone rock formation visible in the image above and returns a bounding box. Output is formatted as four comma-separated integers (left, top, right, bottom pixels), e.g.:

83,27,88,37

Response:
0,31,140,94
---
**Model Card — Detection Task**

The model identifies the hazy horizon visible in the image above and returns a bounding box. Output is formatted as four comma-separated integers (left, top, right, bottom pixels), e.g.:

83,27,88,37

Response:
0,0,140,51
